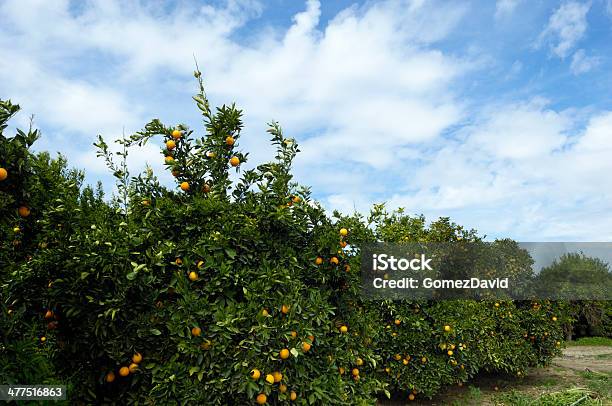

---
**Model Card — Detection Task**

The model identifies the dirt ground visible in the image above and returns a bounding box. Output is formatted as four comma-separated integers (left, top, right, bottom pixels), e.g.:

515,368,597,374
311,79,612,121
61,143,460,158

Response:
378,345,612,405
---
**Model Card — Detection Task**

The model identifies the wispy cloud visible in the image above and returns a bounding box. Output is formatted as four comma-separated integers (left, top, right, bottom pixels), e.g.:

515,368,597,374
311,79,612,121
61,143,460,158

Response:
537,1,591,58
495,0,522,19
570,49,599,74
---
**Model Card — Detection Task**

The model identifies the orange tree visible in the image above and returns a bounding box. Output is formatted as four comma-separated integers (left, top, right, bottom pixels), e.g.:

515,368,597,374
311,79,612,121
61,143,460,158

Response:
1,73,567,404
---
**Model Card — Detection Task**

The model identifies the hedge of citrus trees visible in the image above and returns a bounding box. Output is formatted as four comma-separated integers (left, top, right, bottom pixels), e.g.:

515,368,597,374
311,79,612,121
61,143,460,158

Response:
1,74,567,405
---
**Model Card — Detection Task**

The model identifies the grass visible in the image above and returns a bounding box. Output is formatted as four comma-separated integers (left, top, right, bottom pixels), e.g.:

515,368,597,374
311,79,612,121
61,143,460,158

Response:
579,370,611,399
450,385,482,406
566,337,612,347
494,388,603,406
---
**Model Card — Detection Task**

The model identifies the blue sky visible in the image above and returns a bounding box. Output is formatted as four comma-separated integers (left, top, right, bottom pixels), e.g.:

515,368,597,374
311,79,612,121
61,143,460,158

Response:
1,0,612,241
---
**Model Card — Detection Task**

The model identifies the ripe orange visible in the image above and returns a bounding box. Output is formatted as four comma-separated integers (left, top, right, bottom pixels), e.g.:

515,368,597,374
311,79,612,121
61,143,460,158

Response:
356,357,363,366
230,156,240,167
421,357,427,364
345,265,351,273
339,367,345,375
290,391,297,401
0,167,7,181
250,369,261,380
142,199,150,206
315,257,323,265
403,359,409,365
443,325,451,332
447,350,453,356
256,393,267,404
180,182,190,191
301,342,311,352
226,136,235,146
272,371,282,383
175,258,183,265
308,335,315,342
292,196,301,203
394,354,402,361
494,302,500,308
165,156,174,164
105,371,115,382
191,327,201,337
279,384,287,393
352,368,359,376
44,310,54,320
18,206,30,217
339,228,348,236
330,257,339,265
281,304,289,314
119,366,130,377
552,316,557,322
290,331,297,338
40,336,46,342
265,374,274,384
171,129,182,140
188,271,198,281
408,393,415,401
394,319,401,326
166,140,176,150
339,325,348,333
279,348,290,359
132,353,142,364
128,363,138,373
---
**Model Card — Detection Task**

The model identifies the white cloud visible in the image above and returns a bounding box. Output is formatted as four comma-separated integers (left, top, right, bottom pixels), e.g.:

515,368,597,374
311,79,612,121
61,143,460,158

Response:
0,0,472,180
1,0,612,241
495,0,522,19
570,49,599,74
538,1,591,58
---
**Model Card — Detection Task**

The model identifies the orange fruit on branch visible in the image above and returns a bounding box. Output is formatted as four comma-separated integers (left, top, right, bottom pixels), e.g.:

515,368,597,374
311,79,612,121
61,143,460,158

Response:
279,348,290,359
256,393,267,404
18,206,31,217
166,140,176,150
0,167,7,181
171,129,182,139
180,182,190,191
226,136,235,146
119,367,130,377
250,369,261,380
229,156,240,167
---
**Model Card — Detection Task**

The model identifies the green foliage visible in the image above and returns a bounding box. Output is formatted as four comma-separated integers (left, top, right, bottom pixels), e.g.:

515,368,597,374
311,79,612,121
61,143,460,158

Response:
0,74,570,404
538,254,612,339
